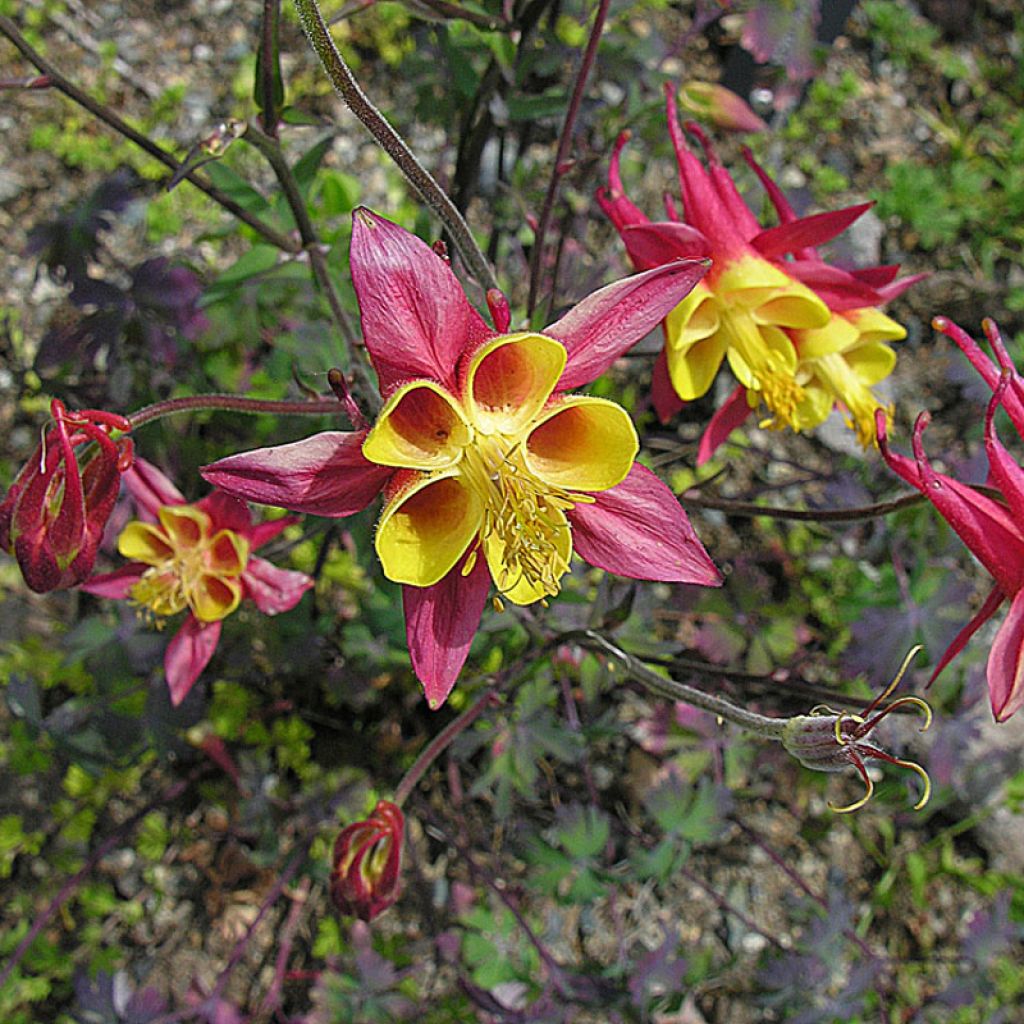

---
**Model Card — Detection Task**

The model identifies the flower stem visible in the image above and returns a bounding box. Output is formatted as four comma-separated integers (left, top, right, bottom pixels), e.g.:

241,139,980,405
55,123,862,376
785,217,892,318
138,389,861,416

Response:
566,630,787,740
393,688,501,807
681,488,926,522
0,15,298,254
526,0,612,317
292,0,499,293
127,394,350,430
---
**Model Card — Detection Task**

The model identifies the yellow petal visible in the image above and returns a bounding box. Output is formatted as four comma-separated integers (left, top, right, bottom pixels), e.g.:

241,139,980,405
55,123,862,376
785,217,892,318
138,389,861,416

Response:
845,341,897,386
789,380,834,431
363,381,471,470
665,331,728,400
524,397,638,492
846,307,906,346
205,530,250,576
376,474,483,587
793,314,860,360
466,332,567,437
664,282,719,353
188,573,243,622
483,501,572,606
157,505,211,551
118,521,174,566
715,256,829,329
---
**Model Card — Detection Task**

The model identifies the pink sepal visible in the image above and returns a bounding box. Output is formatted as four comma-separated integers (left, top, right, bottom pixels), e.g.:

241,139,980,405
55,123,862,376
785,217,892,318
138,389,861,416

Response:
549,260,709,391
783,261,881,311
989,589,1024,722
697,385,751,465
202,431,391,518
80,563,146,600
123,458,186,521
196,489,251,533
245,515,301,551
243,556,314,615
618,222,710,271
403,555,492,710
929,585,1004,687
350,208,493,394
165,616,221,706
651,345,685,424
750,202,872,259
568,463,720,587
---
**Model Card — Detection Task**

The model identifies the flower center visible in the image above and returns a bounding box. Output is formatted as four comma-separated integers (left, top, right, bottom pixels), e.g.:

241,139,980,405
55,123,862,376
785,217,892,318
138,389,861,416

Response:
459,434,584,602
120,508,249,623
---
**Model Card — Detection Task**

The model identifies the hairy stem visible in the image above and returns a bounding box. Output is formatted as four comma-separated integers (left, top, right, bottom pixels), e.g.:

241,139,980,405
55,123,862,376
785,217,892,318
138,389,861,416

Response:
292,0,498,292
0,15,298,253
527,0,612,316
127,393,350,430
566,630,787,740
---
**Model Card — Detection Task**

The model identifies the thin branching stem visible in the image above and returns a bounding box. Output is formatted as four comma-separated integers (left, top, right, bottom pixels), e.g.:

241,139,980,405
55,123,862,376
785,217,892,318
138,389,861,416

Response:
127,393,349,430
292,0,498,292
681,488,926,522
0,15,298,253
527,0,612,316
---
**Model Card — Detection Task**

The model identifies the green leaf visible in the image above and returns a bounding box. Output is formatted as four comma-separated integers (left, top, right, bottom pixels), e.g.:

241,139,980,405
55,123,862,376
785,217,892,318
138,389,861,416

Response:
205,245,281,297
292,134,336,195
204,161,271,213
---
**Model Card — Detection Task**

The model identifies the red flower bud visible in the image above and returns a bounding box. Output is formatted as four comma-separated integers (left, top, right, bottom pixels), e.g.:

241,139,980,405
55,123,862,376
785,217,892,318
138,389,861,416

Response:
0,400,133,592
329,800,404,921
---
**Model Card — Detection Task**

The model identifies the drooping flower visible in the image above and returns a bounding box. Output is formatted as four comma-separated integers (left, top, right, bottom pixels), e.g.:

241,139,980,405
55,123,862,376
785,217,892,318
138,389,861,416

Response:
82,457,314,705
598,84,917,460
330,800,404,921
203,208,720,708
876,317,1024,722
0,400,133,592
782,647,932,812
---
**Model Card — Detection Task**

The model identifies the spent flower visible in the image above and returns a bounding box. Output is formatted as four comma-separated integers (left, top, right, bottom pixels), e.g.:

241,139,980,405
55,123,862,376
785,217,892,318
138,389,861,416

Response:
0,399,133,592
82,457,314,705
204,208,720,708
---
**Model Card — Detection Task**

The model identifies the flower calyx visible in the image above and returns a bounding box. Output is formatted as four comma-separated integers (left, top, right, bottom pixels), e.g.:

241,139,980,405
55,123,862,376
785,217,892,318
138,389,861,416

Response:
781,647,932,813
0,399,133,592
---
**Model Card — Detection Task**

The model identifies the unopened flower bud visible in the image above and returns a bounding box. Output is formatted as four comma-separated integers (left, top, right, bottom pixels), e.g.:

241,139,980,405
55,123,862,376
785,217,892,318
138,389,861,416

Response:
329,800,404,921
0,400,133,592
678,81,768,134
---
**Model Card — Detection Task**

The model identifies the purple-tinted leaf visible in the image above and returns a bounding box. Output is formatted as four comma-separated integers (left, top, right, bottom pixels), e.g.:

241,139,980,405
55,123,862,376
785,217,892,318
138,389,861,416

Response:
628,930,688,1011
36,306,128,372
741,0,822,83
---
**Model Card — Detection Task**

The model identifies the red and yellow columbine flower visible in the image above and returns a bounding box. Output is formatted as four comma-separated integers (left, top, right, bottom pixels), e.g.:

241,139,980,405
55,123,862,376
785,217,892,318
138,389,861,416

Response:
330,800,404,921
82,458,314,705
598,85,919,461
203,209,720,708
0,400,133,592
877,318,1024,722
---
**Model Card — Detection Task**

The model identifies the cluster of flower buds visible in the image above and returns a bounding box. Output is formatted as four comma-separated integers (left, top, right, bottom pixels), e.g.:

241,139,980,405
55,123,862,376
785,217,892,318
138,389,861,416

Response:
0,399,133,592
329,799,405,921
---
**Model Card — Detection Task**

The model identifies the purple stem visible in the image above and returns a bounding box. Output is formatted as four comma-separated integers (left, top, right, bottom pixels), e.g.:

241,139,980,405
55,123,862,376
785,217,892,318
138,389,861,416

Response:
681,488,927,522
526,0,612,316
259,877,311,1016
127,393,351,430
394,688,500,807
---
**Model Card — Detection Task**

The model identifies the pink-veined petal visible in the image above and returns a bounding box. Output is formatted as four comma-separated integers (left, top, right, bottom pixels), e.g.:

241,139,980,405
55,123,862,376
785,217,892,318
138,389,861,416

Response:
123,457,186,521
851,264,901,287
750,202,873,259
164,616,222,706
80,563,146,600
403,553,492,710
650,345,685,424
568,463,720,586
243,556,315,614
549,260,710,391
202,432,390,518
350,208,493,393
989,588,1024,722
873,271,930,304
697,384,752,465
929,585,1005,686
196,489,252,533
